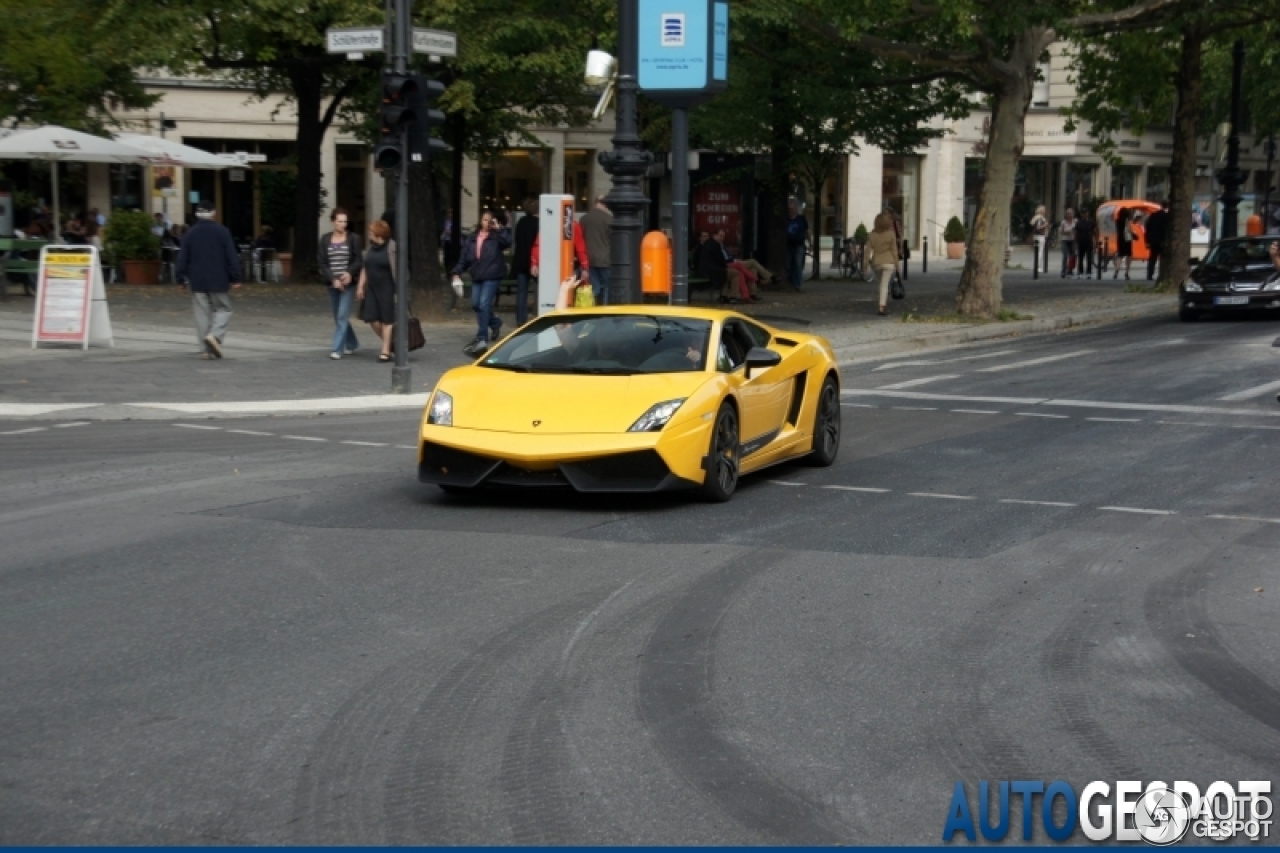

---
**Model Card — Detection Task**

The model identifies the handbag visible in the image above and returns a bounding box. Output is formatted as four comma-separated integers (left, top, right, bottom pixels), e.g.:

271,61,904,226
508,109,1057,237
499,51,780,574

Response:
573,282,596,308
890,270,905,300
408,315,426,351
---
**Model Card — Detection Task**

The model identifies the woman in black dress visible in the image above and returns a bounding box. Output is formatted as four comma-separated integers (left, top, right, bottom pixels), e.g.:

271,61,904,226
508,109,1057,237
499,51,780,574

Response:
1114,209,1133,280
356,220,397,362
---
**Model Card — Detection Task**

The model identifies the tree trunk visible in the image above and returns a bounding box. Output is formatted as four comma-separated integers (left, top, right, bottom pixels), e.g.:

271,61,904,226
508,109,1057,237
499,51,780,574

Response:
410,157,446,321
1163,26,1202,290
955,31,1044,317
290,70,324,283
808,171,824,281
446,114,466,284
766,83,793,285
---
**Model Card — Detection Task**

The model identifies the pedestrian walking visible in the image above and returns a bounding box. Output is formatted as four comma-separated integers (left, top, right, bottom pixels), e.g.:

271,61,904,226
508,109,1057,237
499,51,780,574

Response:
1030,205,1049,273
317,207,362,359
1144,200,1169,281
1059,208,1078,278
1113,209,1134,280
175,200,241,359
867,211,901,316
452,209,512,356
356,219,397,363
510,197,539,325
1075,210,1095,276
579,195,613,305
785,197,809,291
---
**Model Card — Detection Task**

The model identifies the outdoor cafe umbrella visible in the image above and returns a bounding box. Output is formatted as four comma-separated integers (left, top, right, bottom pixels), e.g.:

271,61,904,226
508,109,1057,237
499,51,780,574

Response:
113,133,234,170
0,125,155,239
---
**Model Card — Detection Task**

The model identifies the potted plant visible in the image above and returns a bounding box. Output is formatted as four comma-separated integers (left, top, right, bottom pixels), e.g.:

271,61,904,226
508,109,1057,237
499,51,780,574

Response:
943,216,967,259
853,223,868,245
104,210,162,284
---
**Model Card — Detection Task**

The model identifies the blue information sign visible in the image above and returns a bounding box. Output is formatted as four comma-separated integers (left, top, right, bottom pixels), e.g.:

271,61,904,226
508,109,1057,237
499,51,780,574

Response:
637,0,729,107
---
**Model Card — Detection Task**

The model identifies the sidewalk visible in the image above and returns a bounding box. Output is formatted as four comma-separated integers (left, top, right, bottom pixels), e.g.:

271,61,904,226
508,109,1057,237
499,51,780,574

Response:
0,257,1173,419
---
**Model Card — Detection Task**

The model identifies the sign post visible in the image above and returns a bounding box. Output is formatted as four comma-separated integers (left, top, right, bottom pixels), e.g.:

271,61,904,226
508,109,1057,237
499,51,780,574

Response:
636,0,729,304
31,245,113,350
537,194,576,315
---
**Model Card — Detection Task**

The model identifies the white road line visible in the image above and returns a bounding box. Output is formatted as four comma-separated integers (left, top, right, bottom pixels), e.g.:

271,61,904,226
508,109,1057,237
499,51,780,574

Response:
1219,379,1280,401
840,403,878,408
341,440,391,447
1233,424,1280,430
395,445,416,450
953,409,1000,415
227,429,274,436
1157,421,1217,427
892,406,938,411
281,435,327,442
1087,417,1142,423
872,350,1018,371
1207,514,1280,525
174,424,222,430
908,492,975,501
1,427,46,435
842,390,1280,418
1000,499,1077,508
821,485,890,493
977,350,1095,373
1016,412,1070,419
1099,506,1176,516
52,422,91,428
876,374,960,390
768,480,806,487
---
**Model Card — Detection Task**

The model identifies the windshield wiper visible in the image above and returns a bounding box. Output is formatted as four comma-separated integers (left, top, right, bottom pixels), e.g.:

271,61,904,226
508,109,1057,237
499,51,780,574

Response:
481,362,532,372
571,366,636,375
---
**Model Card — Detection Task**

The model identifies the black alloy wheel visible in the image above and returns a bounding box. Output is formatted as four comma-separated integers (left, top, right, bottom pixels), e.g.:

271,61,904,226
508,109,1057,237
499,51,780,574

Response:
700,403,740,502
806,375,841,466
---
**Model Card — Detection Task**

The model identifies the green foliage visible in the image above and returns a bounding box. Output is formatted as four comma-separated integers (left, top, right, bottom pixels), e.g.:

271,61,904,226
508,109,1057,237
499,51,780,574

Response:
104,210,160,261
258,170,297,238
0,0,157,131
853,223,868,244
943,216,967,243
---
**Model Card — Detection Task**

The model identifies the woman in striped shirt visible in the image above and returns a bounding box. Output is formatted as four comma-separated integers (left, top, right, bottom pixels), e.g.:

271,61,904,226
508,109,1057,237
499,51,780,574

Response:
318,207,363,359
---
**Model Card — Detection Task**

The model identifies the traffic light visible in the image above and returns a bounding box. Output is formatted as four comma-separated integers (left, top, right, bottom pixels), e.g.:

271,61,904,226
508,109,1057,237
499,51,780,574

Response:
374,72,419,171
408,75,450,163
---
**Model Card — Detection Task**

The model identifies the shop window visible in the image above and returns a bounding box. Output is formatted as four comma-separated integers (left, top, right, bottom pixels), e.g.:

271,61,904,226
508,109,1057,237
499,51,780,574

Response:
109,164,144,211
1109,165,1139,200
564,149,592,212
481,149,547,215
1146,168,1170,203
1032,61,1051,108
882,154,921,246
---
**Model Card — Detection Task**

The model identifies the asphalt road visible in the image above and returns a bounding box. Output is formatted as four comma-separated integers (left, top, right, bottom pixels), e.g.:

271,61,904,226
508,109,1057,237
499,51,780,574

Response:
2,313,1279,844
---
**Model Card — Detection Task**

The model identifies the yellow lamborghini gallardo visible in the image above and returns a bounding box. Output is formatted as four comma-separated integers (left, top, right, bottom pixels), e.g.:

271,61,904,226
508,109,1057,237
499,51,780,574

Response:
417,307,841,501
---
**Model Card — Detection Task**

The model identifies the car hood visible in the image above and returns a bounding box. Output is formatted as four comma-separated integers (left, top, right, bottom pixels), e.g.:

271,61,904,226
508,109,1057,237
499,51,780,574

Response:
436,366,714,433
1194,263,1276,285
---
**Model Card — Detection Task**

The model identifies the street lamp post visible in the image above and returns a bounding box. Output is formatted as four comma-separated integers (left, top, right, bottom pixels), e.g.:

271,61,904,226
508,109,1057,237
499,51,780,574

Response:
390,0,412,394
1217,39,1246,240
1265,136,1276,234
598,0,652,306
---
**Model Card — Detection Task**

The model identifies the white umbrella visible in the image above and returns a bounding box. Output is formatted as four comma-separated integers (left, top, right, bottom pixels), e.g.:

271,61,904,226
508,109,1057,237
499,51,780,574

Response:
113,133,234,170
0,125,155,237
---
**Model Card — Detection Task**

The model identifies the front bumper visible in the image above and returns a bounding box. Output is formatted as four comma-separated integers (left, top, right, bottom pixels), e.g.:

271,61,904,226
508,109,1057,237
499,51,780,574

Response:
416,421,711,493
1182,292,1280,311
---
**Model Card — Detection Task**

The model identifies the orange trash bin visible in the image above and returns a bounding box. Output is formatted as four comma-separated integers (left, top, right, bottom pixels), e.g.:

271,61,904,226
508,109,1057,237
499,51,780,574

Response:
1246,214,1264,236
641,230,672,295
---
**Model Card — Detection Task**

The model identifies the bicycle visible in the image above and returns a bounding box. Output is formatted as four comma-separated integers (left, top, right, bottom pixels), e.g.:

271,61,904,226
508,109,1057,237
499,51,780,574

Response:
839,240,875,282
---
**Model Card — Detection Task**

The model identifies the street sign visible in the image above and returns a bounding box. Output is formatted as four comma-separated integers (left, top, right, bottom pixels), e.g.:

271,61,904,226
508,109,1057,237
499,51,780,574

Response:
413,28,457,59
31,246,113,350
326,27,385,54
637,0,728,107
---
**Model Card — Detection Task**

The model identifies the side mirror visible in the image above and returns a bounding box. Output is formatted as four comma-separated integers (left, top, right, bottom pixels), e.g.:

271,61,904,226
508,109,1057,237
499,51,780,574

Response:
745,346,781,372
1188,257,1201,267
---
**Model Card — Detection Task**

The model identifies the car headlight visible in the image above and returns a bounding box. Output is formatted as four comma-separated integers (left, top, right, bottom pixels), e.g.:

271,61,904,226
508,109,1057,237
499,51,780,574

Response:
428,390,453,426
1183,278,1203,292
628,398,686,432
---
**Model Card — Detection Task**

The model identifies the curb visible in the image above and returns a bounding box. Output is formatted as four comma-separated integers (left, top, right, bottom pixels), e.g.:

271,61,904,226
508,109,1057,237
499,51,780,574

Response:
827,298,1174,364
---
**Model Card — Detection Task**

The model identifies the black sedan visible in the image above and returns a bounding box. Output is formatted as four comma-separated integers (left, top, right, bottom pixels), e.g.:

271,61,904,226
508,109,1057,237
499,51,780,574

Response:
1180,237,1280,321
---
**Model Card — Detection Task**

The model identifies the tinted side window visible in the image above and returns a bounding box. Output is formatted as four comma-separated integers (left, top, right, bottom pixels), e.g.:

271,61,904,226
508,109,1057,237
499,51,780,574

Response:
717,322,748,372
742,320,771,348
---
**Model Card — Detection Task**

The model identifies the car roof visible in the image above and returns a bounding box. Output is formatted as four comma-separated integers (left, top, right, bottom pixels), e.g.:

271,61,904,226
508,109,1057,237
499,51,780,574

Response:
543,305,762,324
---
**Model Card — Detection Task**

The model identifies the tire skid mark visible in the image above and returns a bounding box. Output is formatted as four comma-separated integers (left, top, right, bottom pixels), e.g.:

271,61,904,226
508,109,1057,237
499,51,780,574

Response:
1145,560,1280,764
381,593,606,844
499,672,577,844
637,548,846,844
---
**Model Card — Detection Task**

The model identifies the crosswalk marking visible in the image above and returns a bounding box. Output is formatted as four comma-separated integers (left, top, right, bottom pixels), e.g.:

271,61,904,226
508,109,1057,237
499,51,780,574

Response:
977,350,1095,373
1219,379,1280,401
876,374,961,390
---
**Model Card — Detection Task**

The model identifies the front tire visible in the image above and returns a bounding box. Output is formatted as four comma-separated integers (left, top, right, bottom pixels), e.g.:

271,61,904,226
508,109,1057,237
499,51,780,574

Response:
700,403,740,502
806,375,841,466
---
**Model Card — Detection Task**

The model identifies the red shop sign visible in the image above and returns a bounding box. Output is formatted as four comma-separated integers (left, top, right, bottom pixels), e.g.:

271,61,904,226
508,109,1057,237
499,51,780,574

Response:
693,184,742,255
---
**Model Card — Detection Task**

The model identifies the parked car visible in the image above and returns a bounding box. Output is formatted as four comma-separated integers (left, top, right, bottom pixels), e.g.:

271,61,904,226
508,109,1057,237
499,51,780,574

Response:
1179,237,1280,321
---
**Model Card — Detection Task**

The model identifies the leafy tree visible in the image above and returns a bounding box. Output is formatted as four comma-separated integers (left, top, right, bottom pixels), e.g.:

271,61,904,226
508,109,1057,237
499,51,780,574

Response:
794,0,1190,316
109,0,385,278
1065,3,1273,288
682,1,969,282
0,0,157,131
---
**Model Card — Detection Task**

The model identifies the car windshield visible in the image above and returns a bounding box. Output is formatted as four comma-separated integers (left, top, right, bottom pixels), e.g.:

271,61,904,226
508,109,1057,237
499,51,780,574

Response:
1203,239,1274,267
480,314,713,375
